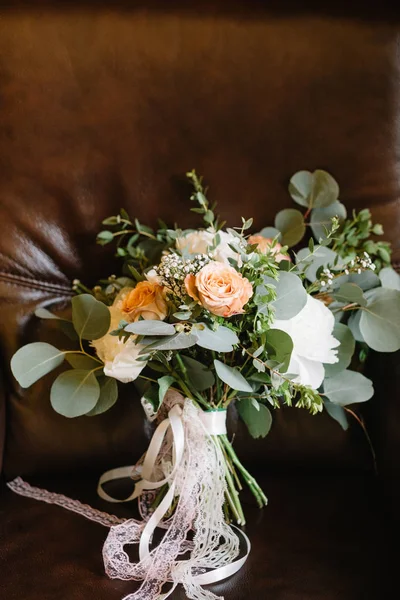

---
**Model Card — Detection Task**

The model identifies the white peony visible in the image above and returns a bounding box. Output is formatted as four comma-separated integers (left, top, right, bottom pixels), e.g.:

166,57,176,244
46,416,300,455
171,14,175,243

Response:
92,302,147,384
176,230,238,264
270,295,339,389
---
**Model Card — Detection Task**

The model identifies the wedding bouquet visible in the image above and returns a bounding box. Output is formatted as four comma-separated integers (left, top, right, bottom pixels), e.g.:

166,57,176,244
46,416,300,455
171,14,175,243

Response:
10,169,400,600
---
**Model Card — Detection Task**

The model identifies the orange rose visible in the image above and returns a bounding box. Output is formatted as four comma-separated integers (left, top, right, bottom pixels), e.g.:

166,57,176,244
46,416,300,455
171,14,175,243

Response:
122,282,168,321
247,235,289,263
185,261,253,318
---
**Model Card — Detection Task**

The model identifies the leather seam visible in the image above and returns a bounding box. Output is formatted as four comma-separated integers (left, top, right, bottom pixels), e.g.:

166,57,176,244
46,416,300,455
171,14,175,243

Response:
0,272,73,295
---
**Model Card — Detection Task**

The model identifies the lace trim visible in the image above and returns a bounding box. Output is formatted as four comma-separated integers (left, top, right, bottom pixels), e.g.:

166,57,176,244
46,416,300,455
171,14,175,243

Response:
7,477,125,528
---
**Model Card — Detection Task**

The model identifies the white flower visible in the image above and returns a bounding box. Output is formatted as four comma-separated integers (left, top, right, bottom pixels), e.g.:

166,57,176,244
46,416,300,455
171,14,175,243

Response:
145,268,163,285
176,230,238,264
91,300,147,384
270,295,339,389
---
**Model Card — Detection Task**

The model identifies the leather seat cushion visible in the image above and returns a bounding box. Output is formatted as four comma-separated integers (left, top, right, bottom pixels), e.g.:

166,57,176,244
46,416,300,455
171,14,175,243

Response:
0,473,394,599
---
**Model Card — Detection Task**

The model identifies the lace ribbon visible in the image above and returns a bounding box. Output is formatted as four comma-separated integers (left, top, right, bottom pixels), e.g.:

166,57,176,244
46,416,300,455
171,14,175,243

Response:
7,395,250,600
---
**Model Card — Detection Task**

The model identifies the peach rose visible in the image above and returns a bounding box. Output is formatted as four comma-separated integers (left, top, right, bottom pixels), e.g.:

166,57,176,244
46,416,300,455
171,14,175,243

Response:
122,281,168,321
247,235,289,263
185,261,253,318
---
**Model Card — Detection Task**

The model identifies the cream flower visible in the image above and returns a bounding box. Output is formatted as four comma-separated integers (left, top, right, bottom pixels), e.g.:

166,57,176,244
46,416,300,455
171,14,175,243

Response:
185,261,253,317
270,295,339,389
91,294,147,383
176,230,238,264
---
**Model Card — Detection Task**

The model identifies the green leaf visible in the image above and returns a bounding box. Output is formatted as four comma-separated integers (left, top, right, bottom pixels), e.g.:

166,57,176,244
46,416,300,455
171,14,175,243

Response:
265,328,293,372
50,369,100,417
347,271,380,291
274,209,306,247
213,360,253,392
324,323,355,377
173,311,192,320
34,307,61,320
333,283,367,307
65,354,102,370
158,376,176,405
97,230,114,245
128,265,146,282
71,294,111,341
310,201,347,241
102,216,119,226
181,356,215,391
86,377,118,416
267,272,307,319
288,170,314,207
359,288,400,352
195,324,238,352
258,226,282,241
296,246,340,282
34,307,78,340
324,399,349,430
237,399,272,438
379,267,400,291
125,321,176,336
11,342,65,388
347,310,364,343
324,370,374,406
141,333,198,352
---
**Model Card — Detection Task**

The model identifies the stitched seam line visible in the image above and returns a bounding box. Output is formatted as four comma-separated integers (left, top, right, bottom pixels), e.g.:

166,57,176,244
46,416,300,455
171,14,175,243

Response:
0,272,73,295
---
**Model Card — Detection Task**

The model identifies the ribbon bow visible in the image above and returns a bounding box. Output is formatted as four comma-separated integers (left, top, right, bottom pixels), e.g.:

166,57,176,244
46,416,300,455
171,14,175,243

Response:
98,396,250,600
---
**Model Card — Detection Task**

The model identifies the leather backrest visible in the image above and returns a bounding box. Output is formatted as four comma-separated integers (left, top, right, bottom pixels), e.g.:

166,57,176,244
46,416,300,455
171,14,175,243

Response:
1,4,399,477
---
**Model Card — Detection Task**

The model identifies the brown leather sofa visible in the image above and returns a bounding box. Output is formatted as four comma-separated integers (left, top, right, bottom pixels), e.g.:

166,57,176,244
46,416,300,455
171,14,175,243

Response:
0,3,399,599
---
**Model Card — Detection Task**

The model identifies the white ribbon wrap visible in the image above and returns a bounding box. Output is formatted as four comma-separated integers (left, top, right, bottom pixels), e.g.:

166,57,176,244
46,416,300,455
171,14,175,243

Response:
98,396,250,600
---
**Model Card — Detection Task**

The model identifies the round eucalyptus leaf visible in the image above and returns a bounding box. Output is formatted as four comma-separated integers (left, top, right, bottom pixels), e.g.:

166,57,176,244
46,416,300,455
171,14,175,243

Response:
296,246,340,282
86,377,118,416
347,310,364,343
311,170,340,208
347,270,380,291
324,370,374,406
265,328,293,372
66,354,102,370
324,323,355,377
379,267,400,291
274,209,306,247
214,360,253,392
50,369,100,417
11,342,65,388
310,201,347,242
270,271,307,319
258,226,282,241
288,170,313,207
143,332,198,351
323,399,349,430
195,324,238,352
359,288,400,352
333,283,367,307
237,399,272,438
181,356,215,391
72,294,111,341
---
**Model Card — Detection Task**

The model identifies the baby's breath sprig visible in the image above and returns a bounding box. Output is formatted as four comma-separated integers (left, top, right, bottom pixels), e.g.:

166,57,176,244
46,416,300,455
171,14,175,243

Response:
155,252,210,299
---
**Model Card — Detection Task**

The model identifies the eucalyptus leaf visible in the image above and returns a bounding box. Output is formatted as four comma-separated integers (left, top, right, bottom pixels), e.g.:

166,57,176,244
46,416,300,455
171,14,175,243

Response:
289,170,339,209
258,226,282,241
265,329,293,373
274,209,306,247
347,310,365,343
11,342,65,388
158,376,176,405
359,288,400,352
324,370,374,406
296,246,340,282
268,272,307,319
333,283,366,307
324,323,355,377
347,271,380,291
181,356,215,391
237,399,272,438
35,307,78,340
34,307,61,320
142,333,198,352
214,360,253,392
86,377,118,416
65,354,102,370
72,294,111,340
195,324,239,352
323,399,349,430
310,201,347,241
379,267,400,291
50,369,100,417
125,320,176,336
